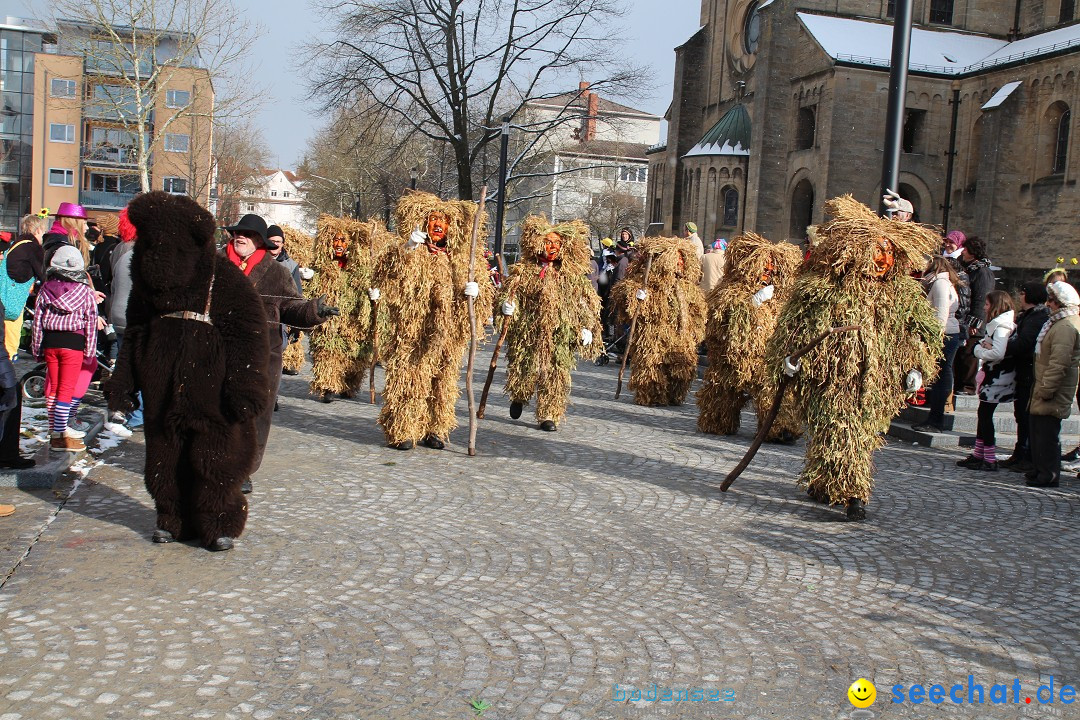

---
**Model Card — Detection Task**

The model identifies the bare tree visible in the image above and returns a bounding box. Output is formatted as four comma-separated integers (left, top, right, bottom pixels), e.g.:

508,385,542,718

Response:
46,0,264,194
307,0,645,201
212,119,271,225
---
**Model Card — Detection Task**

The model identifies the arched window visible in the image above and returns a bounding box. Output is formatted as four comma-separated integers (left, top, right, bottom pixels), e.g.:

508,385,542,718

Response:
1061,0,1075,24
796,106,816,150
965,115,984,189
789,179,814,239
722,186,739,227
898,183,920,222
1054,108,1071,174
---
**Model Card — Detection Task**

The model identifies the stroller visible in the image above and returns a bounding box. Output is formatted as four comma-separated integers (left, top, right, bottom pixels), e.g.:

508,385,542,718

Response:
17,305,115,402
595,327,629,366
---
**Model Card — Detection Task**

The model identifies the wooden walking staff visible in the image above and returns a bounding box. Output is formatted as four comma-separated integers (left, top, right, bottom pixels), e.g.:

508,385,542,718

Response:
465,186,488,457
476,253,509,420
615,254,653,399
368,223,380,404
720,325,861,492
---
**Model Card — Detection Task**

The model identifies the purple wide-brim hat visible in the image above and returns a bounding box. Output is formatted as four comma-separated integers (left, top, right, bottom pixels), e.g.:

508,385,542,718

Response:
55,202,88,220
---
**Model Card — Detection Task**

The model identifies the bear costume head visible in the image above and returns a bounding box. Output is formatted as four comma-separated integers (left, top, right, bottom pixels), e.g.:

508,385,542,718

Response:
127,191,218,310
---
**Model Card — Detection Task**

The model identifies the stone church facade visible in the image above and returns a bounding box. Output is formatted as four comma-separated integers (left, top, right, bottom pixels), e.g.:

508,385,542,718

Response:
647,0,1079,273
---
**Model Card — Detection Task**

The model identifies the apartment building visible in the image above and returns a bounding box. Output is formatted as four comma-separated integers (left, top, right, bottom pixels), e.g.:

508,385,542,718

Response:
26,18,213,221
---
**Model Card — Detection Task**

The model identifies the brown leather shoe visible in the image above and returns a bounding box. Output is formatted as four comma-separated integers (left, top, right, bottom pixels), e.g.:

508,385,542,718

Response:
50,434,86,452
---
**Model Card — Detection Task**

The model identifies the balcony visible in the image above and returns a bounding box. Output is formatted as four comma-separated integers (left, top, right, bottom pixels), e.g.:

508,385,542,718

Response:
79,190,137,209
82,143,145,168
84,56,153,77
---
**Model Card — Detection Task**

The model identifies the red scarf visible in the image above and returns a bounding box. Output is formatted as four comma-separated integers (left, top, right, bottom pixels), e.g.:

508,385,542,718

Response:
226,243,266,276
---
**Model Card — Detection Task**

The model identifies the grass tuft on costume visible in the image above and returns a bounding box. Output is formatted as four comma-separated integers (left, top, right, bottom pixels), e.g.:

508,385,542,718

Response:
765,194,943,508
280,225,314,374
611,236,707,406
376,192,495,445
500,216,603,425
697,232,803,437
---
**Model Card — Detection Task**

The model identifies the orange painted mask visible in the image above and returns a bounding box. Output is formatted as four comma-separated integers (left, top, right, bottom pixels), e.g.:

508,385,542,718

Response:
541,232,562,262
331,234,348,258
426,211,449,248
676,251,685,275
760,258,775,286
873,237,895,277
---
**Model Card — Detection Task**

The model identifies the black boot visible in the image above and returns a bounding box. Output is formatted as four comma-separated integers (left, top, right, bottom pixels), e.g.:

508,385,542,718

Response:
539,420,557,432
209,537,234,552
240,479,253,494
152,529,175,544
319,392,333,404
389,440,414,451
282,367,299,376
845,498,866,521
510,401,523,419
422,435,445,450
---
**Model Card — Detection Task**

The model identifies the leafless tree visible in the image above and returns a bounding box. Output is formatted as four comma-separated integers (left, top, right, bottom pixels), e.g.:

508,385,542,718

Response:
46,0,264,194
307,0,645,201
211,119,272,225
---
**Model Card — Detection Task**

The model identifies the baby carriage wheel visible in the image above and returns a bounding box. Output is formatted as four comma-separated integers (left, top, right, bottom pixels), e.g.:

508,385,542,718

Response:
20,367,46,402
595,354,610,366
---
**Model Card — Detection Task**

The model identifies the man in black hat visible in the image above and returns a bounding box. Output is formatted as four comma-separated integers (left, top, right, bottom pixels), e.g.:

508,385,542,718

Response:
224,214,339,490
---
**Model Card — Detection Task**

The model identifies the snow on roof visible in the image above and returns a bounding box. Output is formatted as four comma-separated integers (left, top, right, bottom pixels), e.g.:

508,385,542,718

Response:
973,21,1080,70
798,12,1005,73
982,80,1022,109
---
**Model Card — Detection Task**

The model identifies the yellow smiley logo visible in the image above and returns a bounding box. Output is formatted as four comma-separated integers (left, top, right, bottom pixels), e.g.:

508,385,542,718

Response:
848,678,876,708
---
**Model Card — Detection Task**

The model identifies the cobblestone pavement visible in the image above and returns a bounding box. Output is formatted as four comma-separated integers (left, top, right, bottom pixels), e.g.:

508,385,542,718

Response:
1,355,1078,720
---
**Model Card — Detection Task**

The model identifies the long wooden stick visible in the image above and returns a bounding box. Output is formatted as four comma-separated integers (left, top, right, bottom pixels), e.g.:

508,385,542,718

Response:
720,325,861,492
465,186,488,457
368,222,379,404
615,254,653,400
477,253,510,419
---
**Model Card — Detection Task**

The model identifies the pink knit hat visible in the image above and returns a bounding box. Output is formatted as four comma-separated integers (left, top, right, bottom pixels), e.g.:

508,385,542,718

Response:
945,230,966,248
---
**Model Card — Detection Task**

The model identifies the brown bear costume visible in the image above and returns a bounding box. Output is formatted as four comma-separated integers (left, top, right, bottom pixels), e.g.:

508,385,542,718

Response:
107,192,271,551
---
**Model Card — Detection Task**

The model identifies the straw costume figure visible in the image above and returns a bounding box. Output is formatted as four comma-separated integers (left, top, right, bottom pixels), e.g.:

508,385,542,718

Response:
372,192,495,449
765,195,943,521
499,216,603,431
308,216,390,402
697,232,803,440
281,226,314,375
611,236,706,406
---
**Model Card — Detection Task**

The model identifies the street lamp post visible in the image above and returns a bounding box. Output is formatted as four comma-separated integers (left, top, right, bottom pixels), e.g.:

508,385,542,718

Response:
493,116,510,257
409,166,418,190
879,0,914,214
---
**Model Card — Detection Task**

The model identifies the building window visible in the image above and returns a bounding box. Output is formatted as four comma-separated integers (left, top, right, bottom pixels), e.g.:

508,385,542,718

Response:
722,186,739,227
270,190,278,197
743,2,761,54
902,109,926,153
619,166,647,182
283,191,291,197
929,0,954,24
48,168,74,187
887,0,895,18
163,177,187,195
247,203,255,212
164,133,190,153
89,173,139,194
1053,107,1071,175
795,106,816,150
1062,0,1076,23
50,78,76,97
49,123,75,143
166,89,190,108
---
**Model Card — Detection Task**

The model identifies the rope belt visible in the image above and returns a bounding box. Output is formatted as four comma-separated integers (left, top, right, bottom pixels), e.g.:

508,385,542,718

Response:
159,267,215,326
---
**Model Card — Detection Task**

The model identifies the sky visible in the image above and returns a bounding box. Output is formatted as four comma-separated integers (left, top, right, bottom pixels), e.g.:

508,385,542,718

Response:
12,0,701,168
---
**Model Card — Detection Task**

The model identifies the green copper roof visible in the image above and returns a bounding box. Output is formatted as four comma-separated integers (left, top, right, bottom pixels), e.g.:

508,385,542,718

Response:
684,104,750,157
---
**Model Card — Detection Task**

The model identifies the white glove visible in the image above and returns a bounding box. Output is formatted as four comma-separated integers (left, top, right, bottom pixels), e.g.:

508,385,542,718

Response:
635,288,647,301
905,369,923,393
783,356,801,377
501,300,516,316
751,284,775,307
368,288,381,301
581,328,593,346
298,267,314,281
407,227,427,249
883,188,903,212
464,281,479,298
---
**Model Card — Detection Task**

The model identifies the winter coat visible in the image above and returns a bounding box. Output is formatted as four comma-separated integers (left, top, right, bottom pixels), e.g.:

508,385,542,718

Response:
1005,304,1050,388
4,234,45,284
1030,313,1080,418
700,251,725,294
243,250,324,359
42,223,73,268
973,310,1016,403
275,250,302,294
0,301,15,415
963,258,995,330
925,272,959,334
31,277,98,359
90,234,121,296
109,241,135,332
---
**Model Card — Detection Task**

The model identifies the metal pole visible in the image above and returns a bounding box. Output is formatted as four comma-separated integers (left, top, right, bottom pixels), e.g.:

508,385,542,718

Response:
879,0,914,215
493,116,510,257
941,83,961,231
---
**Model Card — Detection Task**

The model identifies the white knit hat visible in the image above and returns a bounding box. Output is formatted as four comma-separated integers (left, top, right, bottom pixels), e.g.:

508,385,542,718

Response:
50,244,85,272
1047,280,1080,307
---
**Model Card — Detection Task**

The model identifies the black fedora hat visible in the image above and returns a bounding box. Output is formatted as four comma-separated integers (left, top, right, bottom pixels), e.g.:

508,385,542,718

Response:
226,214,268,246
